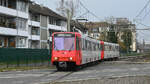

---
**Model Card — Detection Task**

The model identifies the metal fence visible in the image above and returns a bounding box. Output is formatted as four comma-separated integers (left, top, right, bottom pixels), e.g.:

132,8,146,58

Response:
0,48,51,68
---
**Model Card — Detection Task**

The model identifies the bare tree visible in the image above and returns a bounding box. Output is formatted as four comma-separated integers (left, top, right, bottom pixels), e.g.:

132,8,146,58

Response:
57,0,78,32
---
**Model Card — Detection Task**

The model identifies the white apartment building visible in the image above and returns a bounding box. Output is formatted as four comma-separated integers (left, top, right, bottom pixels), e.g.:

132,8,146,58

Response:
0,0,29,48
0,0,67,49
28,3,67,49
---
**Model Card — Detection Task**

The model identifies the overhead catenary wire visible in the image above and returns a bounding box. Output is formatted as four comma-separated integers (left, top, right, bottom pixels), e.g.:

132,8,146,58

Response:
134,0,150,26
136,0,150,18
77,0,102,21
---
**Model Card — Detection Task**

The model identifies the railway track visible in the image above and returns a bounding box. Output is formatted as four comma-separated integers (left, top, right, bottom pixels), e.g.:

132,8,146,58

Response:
119,55,146,61
49,71,74,84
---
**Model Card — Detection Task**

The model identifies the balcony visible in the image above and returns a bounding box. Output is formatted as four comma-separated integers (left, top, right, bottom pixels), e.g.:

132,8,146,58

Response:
0,0,28,19
0,6,28,19
28,20,40,27
29,35,40,41
0,27,28,37
28,27,40,40
0,27,17,36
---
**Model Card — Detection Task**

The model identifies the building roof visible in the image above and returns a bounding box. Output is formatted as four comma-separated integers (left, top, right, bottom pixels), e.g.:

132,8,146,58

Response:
29,2,66,20
82,22,110,29
29,2,88,32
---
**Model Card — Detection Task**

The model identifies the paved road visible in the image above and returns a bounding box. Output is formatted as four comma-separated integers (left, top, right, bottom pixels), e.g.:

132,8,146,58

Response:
1,59,150,84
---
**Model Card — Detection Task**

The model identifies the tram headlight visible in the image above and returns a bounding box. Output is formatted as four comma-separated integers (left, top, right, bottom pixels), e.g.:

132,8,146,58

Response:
69,57,73,61
54,57,58,60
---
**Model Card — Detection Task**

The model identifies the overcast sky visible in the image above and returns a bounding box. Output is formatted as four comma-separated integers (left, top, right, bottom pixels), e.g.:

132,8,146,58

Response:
32,0,150,43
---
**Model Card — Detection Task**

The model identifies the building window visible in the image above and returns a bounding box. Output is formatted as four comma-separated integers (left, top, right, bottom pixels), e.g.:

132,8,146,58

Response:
0,37,16,48
30,13,40,22
31,27,40,35
8,0,16,9
8,37,15,48
17,0,27,12
49,17,56,25
0,37,4,48
17,37,26,48
31,41,40,49
0,0,17,9
17,18,27,30
56,20,61,26
0,15,16,29
0,0,8,7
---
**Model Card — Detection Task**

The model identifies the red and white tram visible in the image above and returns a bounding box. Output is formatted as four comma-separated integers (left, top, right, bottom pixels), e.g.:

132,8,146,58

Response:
51,32,120,71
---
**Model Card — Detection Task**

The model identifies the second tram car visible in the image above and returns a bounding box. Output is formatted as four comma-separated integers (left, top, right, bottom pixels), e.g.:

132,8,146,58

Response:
51,32,120,71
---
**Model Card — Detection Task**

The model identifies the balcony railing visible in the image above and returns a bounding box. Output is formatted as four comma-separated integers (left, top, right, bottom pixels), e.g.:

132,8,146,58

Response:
31,27,40,35
0,22,16,29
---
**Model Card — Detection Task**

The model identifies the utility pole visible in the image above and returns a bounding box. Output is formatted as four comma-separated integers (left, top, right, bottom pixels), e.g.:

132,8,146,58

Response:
143,39,145,53
67,11,71,32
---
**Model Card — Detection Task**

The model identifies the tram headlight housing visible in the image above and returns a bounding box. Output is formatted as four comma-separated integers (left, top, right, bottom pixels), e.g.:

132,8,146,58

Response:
54,57,58,60
69,57,73,61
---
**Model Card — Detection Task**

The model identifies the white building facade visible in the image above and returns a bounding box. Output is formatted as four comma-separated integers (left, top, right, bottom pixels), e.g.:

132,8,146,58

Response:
0,0,29,48
0,0,67,49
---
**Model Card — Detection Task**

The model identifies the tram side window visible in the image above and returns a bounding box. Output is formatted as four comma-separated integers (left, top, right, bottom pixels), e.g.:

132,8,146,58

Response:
88,41,91,51
81,38,84,50
85,39,87,50
115,46,117,51
93,42,95,51
87,41,89,50
89,41,91,51
117,46,119,51
84,39,86,50
98,44,100,50
93,43,95,51
94,43,96,51
86,40,88,50
90,42,92,51
95,43,97,51
110,45,112,51
95,43,98,51
98,44,99,50
104,45,107,51
113,46,114,51
91,42,93,51
92,43,94,51
98,44,100,51
96,44,98,51
113,46,115,51
82,39,84,50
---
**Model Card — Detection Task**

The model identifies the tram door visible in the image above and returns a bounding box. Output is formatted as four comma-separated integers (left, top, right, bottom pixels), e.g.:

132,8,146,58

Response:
76,36,81,65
